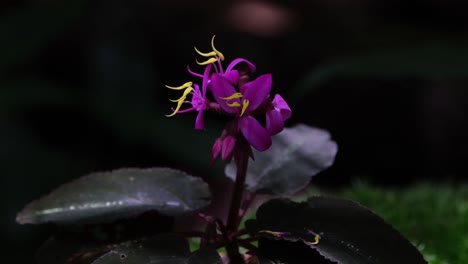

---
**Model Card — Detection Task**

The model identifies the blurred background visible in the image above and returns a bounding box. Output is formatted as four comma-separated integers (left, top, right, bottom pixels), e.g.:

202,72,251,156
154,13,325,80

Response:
2,0,468,262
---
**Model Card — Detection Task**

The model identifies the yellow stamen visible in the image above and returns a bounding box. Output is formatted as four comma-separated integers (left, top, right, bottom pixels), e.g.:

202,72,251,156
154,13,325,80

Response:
196,57,218,66
305,234,321,245
220,92,242,108
211,35,225,61
194,47,217,58
165,87,193,117
220,92,243,101
165,82,193,90
226,102,241,107
240,99,249,116
169,87,193,102
193,35,225,63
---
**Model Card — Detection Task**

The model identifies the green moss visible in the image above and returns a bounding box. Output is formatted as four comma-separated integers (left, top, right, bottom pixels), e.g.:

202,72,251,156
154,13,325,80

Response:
336,183,468,264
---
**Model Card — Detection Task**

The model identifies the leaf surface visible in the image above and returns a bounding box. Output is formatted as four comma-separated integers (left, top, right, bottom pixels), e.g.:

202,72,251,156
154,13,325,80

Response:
17,168,210,224
247,197,427,264
225,124,337,195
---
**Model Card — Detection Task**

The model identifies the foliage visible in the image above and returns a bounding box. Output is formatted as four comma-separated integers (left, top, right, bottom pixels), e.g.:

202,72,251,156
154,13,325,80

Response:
339,183,468,264
16,123,429,263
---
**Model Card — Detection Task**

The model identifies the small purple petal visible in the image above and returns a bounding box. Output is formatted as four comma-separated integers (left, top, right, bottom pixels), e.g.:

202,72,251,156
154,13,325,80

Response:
211,138,222,161
239,116,272,151
225,58,256,74
266,109,284,135
210,74,240,114
221,136,236,160
272,94,292,120
222,69,239,85
191,84,206,111
242,74,272,112
195,110,204,130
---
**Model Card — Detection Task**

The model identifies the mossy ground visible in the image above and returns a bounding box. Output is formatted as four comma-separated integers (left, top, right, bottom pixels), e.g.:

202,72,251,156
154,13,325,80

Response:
327,183,468,264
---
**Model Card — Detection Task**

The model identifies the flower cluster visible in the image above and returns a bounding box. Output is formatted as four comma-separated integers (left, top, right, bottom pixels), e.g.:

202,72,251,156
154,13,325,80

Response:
166,36,291,161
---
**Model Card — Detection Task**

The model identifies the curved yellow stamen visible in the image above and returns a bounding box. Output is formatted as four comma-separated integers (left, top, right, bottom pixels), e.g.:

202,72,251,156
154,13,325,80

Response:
211,35,225,61
169,87,193,102
193,35,225,63
165,87,193,117
194,47,217,58
196,57,218,66
306,234,321,246
220,92,243,101
165,82,193,90
240,99,249,116
226,102,241,107
220,92,242,108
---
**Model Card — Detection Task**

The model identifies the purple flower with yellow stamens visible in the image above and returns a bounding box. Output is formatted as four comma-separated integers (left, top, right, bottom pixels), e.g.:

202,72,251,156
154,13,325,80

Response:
165,81,208,130
166,63,213,130
211,73,273,152
165,35,292,160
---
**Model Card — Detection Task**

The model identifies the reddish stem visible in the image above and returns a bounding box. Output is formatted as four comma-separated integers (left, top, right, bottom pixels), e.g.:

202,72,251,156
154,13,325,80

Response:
225,145,250,263
226,151,249,233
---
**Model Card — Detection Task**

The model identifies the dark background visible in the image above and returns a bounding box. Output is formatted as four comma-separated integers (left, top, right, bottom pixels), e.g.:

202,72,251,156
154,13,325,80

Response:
2,0,468,263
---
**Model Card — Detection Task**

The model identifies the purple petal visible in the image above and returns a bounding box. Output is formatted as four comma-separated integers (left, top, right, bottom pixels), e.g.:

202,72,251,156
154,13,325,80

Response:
239,116,272,151
272,94,292,120
201,63,212,96
221,136,236,160
225,58,256,74
242,74,272,112
211,138,222,161
210,74,239,114
194,110,204,130
266,109,284,135
222,70,239,85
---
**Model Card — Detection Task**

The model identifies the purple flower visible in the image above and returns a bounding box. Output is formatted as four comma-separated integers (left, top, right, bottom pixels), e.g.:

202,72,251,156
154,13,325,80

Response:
165,35,292,161
266,94,292,135
211,73,273,151
166,63,212,130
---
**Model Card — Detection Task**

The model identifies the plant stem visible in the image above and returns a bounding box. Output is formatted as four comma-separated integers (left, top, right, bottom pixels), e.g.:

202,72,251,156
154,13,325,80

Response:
225,146,250,263
226,150,249,233
238,192,255,225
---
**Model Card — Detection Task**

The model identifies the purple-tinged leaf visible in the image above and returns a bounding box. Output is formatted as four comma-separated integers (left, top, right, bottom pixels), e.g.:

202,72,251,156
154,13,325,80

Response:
247,197,427,264
226,124,337,195
16,168,211,224
37,234,221,264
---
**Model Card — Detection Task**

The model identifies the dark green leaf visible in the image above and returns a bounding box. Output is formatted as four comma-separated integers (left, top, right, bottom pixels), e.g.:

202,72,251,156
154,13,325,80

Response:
16,168,211,224
225,124,337,195
90,235,189,264
36,236,94,264
257,239,334,264
36,212,174,264
37,235,222,264
248,197,427,264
